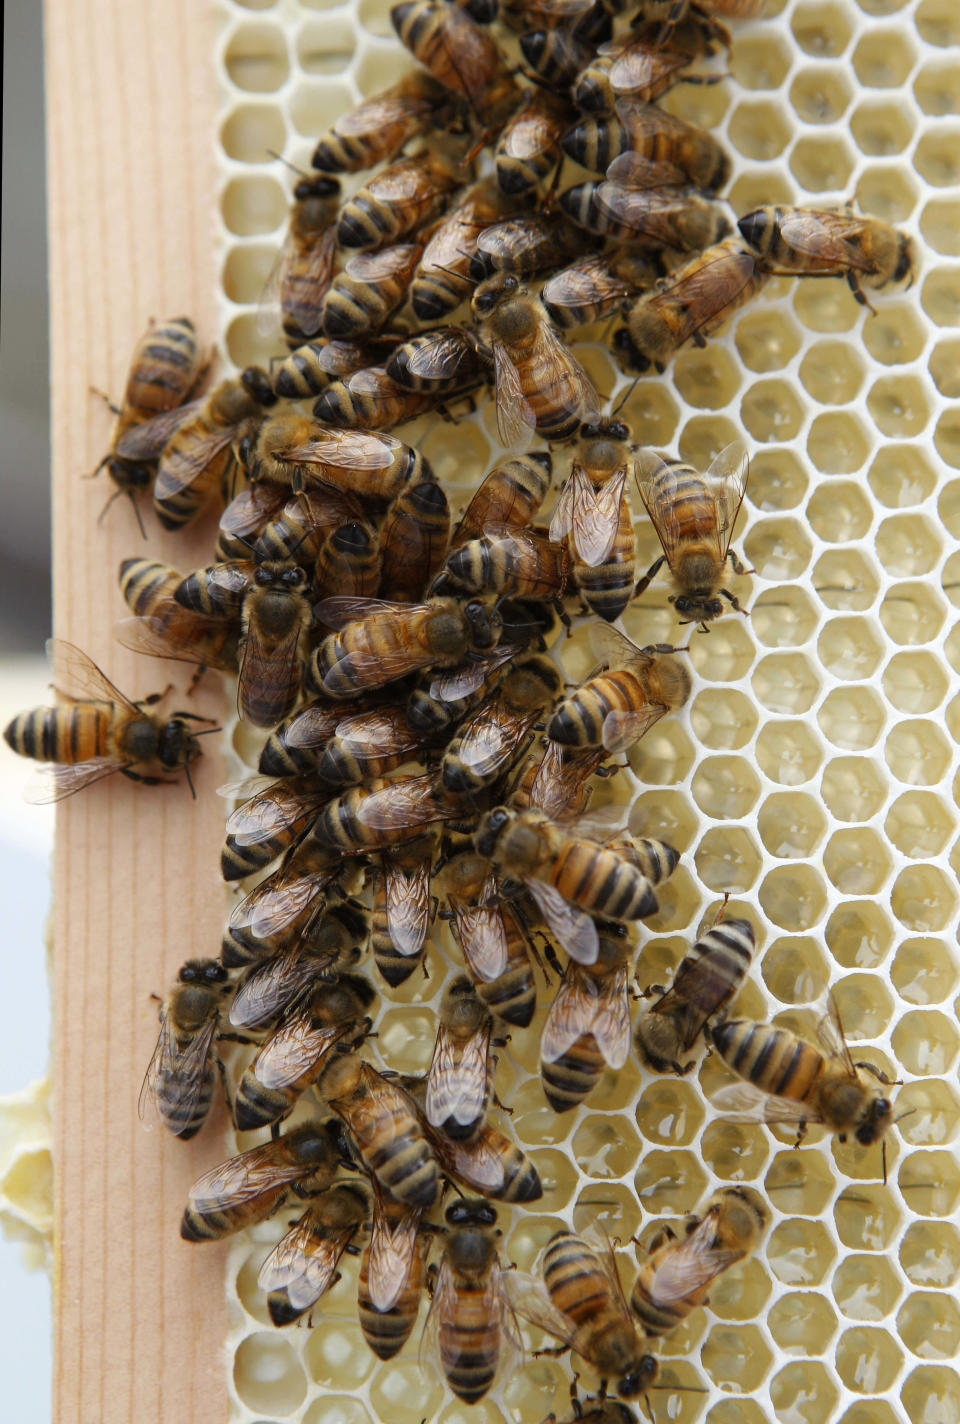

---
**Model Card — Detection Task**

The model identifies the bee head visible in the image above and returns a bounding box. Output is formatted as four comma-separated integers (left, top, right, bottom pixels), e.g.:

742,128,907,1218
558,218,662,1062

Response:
673,593,724,624
464,599,501,649
159,718,201,771
294,175,341,202
618,1356,660,1399
475,806,511,857
856,1095,893,1146
472,272,519,319
179,959,229,987
445,1198,498,1229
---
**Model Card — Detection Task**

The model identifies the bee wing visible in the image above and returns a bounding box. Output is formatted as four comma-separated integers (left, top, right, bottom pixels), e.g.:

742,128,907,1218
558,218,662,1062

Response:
186,1145,301,1214
46,638,139,710
426,1022,491,1130
644,248,759,355
534,321,601,427
230,868,335,938
814,989,858,1077
579,1222,636,1320
336,94,427,136
23,758,129,804
114,400,204,461
367,1201,423,1312
355,777,447,832
258,233,295,337
282,704,345,750
601,704,667,755
711,1082,824,1127
644,1214,742,1304
113,609,235,670
775,211,875,273
138,1009,175,1132
565,802,630,841
452,900,509,981
334,708,413,754
220,481,290,540
154,426,239,501
404,329,476,382
204,562,257,599
230,948,332,1031
507,1269,578,1349
704,439,749,560
633,451,687,566
138,1007,218,1133
284,229,338,339
218,773,277,800
492,1258,526,1381
493,341,537,452
258,1212,350,1308
385,857,432,959
428,642,518,701
286,429,402,472
253,1012,349,1090
604,40,688,95
369,162,431,203
224,787,319,846
606,152,688,191
540,967,594,1064
238,605,306,729
419,1254,458,1384
315,595,425,629
555,464,627,567
455,706,537,778
522,878,599,966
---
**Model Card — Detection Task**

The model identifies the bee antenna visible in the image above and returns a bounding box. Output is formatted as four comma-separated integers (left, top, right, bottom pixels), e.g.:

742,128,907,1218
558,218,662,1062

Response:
184,762,197,800
611,374,642,416
437,260,479,285
191,725,224,737
267,149,310,179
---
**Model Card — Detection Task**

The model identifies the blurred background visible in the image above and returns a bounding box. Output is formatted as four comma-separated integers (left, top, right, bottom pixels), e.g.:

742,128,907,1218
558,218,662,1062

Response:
2,3,54,1420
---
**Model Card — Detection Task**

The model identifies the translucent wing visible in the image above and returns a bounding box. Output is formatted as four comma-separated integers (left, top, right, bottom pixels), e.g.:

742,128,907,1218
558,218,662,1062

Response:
507,1269,578,1348
257,1210,348,1307
639,247,759,353
814,989,858,1077
533,321,601,428
419,1254,459,1383
335,708,419,757
775,210,874,273
367,1200,422,1311
523,741,602,821
114,610,237,671
186,1145,300,1214
602,38,691,97
601,704,667,755
540,963,630,1068
154,426,238,501
644,1214,741,1304
46,639,138,710
703,439,749,559
238,605,305,728
493,341,537,451
315,596,425,630
523,878,599,966
285,429,403,473
114,400,203,461
552,463,627,567
428,642,518,701
283,229,338,338
385,856,432,958
426,1023,492,1130
633,451,687,567
229,866,337,939
321,642,436,692
606,152,688,190
452,898,509,981
404,329,476,382
337,94,432,137
252,1012,348,1090
282,702,346,749
258,233,295,338
24,758,128,804
455,707,537,779
579,1221,635,1320
343,245,420,283
220,482,290,542
224,784,323,846
355,776,448,832
711,1081,823,1127
229,946,336,1031
369,162,431,203
138,1008,218,1134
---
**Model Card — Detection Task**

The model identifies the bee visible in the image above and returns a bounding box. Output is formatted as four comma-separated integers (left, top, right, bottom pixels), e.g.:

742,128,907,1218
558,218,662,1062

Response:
708,992,897,1158
433,527,571,605
540,923,634,1113
180,1119,341,1242
405,640,524,738
272,336,398,400
138,959,231,1139
542,251,654,330
390,0,521,130
358,1190,430,1359
441,655,563,795
227,908,369,1032
638,0,767,45
469,0,601,28
386,328,487,396
496,88,571,195
242,413,428,503
559,181,727,252
259,1183,369,1327
452,454,552,547
140,368,277,530
543,1386,640,1424
315,703,432,787
260,175,342,346
738,205,913,308
421,1199,522,1404
511,740,605,821
322,243,424,339
573,479,636,622
472,273,600,448
634,913,753,1074
312,71,448,173
314,520,382,601
548,624,691,752
219,776,332,881
215,480,296,562
318,1052,440,1207
258,696,370,778
470,214,587,283
370,834,437,986
234,976,374,1132
513,1227,659,1400
426,976,496,1141
411,179,511,322
310,772,469,855
337,150,459,252
379,480,452,602
219,840,344,968
573,18,724,114
629,1186,768,1339
313,367,444,431
309,595,502,699
616,239,767,371
430,1119,543,1201
633,438,750,628
549,416,636,574
521,27,596,91
442,851,538,1027
115,559,239,677
563,100,730,193
90,316,204,528
4,640,209,802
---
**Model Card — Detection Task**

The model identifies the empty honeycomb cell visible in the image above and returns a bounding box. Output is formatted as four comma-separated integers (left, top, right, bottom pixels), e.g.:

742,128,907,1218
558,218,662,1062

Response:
813,549,878,613
768,1218,836,1286
500,1079,565,1148
648,1364,713,1424
750,586,820,649
634,1148,708,1215
769,1360,839,1423
900,1221,960,1288
921,198,960,257
834,1186,901,1252
921,267,960,327
752,653,820,715
837,1406,901,1424
502,1361,571,1424
221,102,287,161
627,722,695,785
900,1150,960,1220
934,407,960,468
794,276,862,333
891,1010,960,1076
850,100,915,155
735,315,804,381
930,339,960,398
942,550,960,606
890,938,958,1005
902,1366,960,1424
221,174,286,235
867,375,932,439
618,381,679,450
831,972,895,1039
791,0,854,56
701,1324,772,1393
506,1214,566,1274
672,347,742,410
799,340,865,405
635,1080,705,1146
807,410,871,473
728,100,793,159
856,166,919,224
223,23,290,92
882,651,948,714
235,1245,279,1327
883,719,952,786
740,378,805,443
756,719,823,784
691,756,761,820
818,618,884,680
376,1007,436,1073
835,1326,903,1393
690,689,758,751
708,1403,769,1424
288,79,355,137
852,29,917,87
687,621,755,683
899,1291,960,1364
731,31,793,88
769,1292,838,1356
699,1120,770,1180
304,1401,372,1424
825,824,893,893
572,1182,641,1242
762,934,830,1003
306,1317,378,1390
914,128,960,188
368,1360,444,1424
728,170,797,215
758,864,828,931
831,1255,902,1321
644,866,700,934
630,790,699,851
886,790,956,858
757,793,828,859
863,304,927,367
895,1080,960,1148
532,1149,580,1213
820,756,887,822
869,444,938,508
296,19,355,71
891,864,958,931
234,1333,308,1414
709,1258,772,1323
788,66,854,123
570,1115,641,1180
807,480,872,541
226,310,279,368
765,1148,837,1215
744,518,813,581
676,416,744,473
222,244,276,305
825,901,893,970
789,133,856,193
914,59,960,114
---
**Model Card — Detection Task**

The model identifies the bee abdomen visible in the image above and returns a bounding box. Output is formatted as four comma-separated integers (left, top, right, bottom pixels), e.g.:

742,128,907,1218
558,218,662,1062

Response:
119,558,180,614
444,1326,498,1402
474,968,536,1028
337,197,395,251
543,1231,607,1321
712,1019,821,1101
541,1039,603,1113
630,1278,685,1337
157,1062,215,1139
363,1126,439,1208
5,705,108,764
359,1294,418,1359
411,272,465,323
555,842,658,921
575,557,635,623
234,1070,292,1132
548,672,634,746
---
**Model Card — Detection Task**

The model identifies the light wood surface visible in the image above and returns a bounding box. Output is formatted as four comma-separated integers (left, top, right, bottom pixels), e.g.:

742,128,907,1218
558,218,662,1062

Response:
44,2,230,1419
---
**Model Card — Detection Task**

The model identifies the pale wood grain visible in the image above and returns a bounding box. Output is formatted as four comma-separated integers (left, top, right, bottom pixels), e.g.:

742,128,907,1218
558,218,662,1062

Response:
44,2,231,1419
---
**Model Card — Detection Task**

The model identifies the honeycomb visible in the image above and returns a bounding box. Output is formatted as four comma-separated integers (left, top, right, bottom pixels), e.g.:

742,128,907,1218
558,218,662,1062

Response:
211,0,960,1420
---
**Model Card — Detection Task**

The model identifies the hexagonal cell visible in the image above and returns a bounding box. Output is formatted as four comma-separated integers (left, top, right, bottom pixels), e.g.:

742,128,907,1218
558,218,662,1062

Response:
303,1399,372,1424
756,719,823,785
789,66,854,123
699,1120,770,1181
791,0,853,55
769,1360,840,1423
690,756,761,820
867,375,932,440
863,304,927,367
222,244,276,305
851,100,915,156
836,1326,903,1393
931,339,960,399
226,311,279,369
627,721,694,785
672,347,741,411
892,864,958,931
813,549,879,613
676,416,744,474
832,1254,902,1322
790,133,856,193
806,481,873,543
729,171,797,219
892,1010,960,1077
799,340,866,406
857,165,919,223
687,620,755,683
502,1358,571,1424
288,78,354,137
377,1006,437,1075
902,1367,960,1424
740,378,804,443
689,689,757,752
835,1185,902,1251
629,791,699,851
794,274,862,332
895,1080,960,1148
819,690,886,755
621,380,680,448
900,1220,960,1288
891,938,958,1005
705,1258,771,1326
731,31,793,88
757,793,828,860
531,1148,579,1214
769,1218,836,1287
635,1079,704,1147
914,128,960,190
369,1360,445,1424
644,865,699,935
707,1403,769,1424
634,1148,708,1215
807,411,871,474
700,1323,772,1392
914,60,960,115
853,27,917,85
836,1404,902,1424
883,652,948,715
693,827,763,894
762,935,830,1003
818,618,885,681
769,1292,838,1356
223,22,290,92
221,174,287,236
764,1148,836,1217
727,99,792,159
901,1150,960,1219
758,864,828,932
935,407,960,470
742,517,811,583
735,308,803,375
510,1077,570,1148
884,719,952,787
571,1182,641,1244
220,102,287,162
886,791,956,858
826,901,894,971
750,586,820,649
832,973,895,1040
752,653,820,716
870,444,938,509
234,1332,308,1414
879,582,946,645
506,1213,567,1274
570,1114,641,1179
921,197,960,255
821,756,888,822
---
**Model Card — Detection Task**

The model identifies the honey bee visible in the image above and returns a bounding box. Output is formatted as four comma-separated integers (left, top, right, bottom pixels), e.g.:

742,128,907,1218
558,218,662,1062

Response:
314,520,381,601
310,595,502,699
638,0,767,45
573,18,724,114
513,1227,659,1400
540,923,634,1112
559,180,727,251
563,100,730,193
310,772,469,855
452,454,552,546
313,368,444,431
421,1199,522,1403
433,527,571,605
543,1386,639,1424
441,654,563,794
470,214,587,283
379,480,452,602
496,88,571,195
405,640,525,737
573,479,636,622
219,775,332,881
633,912,753,1074
442,851,539,1028
242,413,428,503
708,992,897,1158
549,417,635,573
475,806,659,963
738,204,913,308
215,480,295,561
4,640,210,801
272,336,398,400
511,740,606,821
312,71,448,173
542,252,654,330
521,27,596,91
91,316,204,529
426,976,496,1141
138,959,231,1139
629,1186,767,1339
547,624,691,752
180,1119,341,1242
391,0,521,129
260,175,342,346
412,178,511,322
432,1118,544,1201
337,150,460,251
315,703,431,787
219,840,343,968
227,908,369,1032
358,1190,430,1359
616,239,767,371
318,1052,440,1207
385,328,487,396
234,976,374,1132
470,0,600,28
258,696,370,778
259,1183,369,1327
633,439,750,628
370,834,437,986
472,273,600,447
322,243,424,339
115,558,240,677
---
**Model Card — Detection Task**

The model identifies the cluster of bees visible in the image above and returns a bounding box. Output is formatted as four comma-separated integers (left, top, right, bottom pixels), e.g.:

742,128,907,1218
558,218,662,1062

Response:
6,0,919,1414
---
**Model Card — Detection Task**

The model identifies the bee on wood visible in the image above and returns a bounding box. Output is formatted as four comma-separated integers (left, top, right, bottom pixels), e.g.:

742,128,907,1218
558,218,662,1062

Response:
358,1189,431,1360
495,88,572,195
738,205,913,308
540,923,634,1112
312,71,448,173
542,252,654,330
379,480,451,602
259,1183,368,1327
369,833,437,986
337,150,460,252
548,623,691,753
322,243,424,339
426,976,497,1141
411,178,512,322
139,959,232,1139
115,558,239,677
227,908,368,1033
260,175,342,347
218,775,332,881
451,453,552,547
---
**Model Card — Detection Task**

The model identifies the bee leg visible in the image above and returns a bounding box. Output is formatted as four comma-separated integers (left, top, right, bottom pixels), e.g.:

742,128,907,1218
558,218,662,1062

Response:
137,685,174,708
719,588,747,616
171,709,219,725
542,154,566,216
672,1058,694,1076
846,270,878,315
90,386,122,416
83,454,111,481
854,1060,898,1086
271,1122,282,1141
637,980,666,999
533,1345,569,1359
645,1224,677,1253
552,596,572,630
726,550,754,578
793,1120,808,1149
691,330,709,349
214,1056,238,1121
634,556,666,600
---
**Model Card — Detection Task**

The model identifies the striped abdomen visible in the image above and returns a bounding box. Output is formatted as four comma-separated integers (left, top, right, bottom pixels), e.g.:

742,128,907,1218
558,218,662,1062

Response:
220,788,320,882
321,246,420,339
573,486,636,622
541,1035,603,1113
452,455,551,546
649,466,717,547
549,667,649,746
379,480,450,602
439,1275,501,1402
549,838,658,922
258,700,345,777
315,522,381,601
153,415,235,529
357,1221,428,1359
180,1181,290,1242
543,1230,613,1332
712,1019,824,1103
630,1256,705,1337
608,834,679,887
520,356,587,445
119,558,181,614
460,904,537,1028
156,1035,216,1139
4,703,112,764
125,317,200,413
672,918,754,1035
336,1072,439,1208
